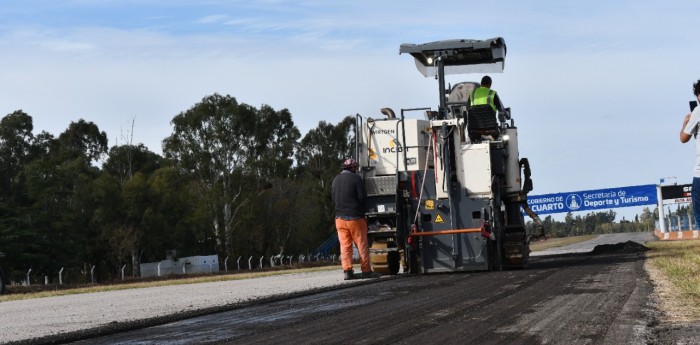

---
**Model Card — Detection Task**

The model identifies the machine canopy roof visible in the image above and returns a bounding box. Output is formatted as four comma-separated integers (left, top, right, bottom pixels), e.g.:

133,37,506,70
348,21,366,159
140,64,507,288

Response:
399,37,506,77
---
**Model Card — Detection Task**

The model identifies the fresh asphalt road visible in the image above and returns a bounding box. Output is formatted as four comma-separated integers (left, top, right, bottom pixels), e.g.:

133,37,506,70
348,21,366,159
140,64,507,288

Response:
61,232,674,345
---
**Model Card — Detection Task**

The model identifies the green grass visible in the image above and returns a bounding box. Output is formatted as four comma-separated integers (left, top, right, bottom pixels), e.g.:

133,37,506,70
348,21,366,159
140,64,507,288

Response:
0,265,340,303
647,240,700,315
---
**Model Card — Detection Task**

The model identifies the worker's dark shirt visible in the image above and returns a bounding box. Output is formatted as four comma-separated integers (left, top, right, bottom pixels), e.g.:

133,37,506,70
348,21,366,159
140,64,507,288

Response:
331,170,367,219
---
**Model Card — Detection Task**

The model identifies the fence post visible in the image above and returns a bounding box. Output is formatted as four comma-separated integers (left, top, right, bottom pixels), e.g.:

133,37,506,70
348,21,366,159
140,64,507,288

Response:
26,268,31,286
248,256,253,270
259,256,264,269
91,265,96,283
157,262,161,277
225,256,229,272
288,255,293,265
59,267,64,285
182,262,187,274
237,256,241,270
270,256,275,267
693,208,697,230
121,265,127,281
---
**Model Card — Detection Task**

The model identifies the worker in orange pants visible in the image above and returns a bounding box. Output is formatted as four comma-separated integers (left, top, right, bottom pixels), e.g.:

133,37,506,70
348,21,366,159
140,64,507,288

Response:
331,158,379,280
335,217,371,277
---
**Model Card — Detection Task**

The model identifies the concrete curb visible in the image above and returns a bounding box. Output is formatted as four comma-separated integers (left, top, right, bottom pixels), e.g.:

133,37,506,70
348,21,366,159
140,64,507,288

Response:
654,229,700,241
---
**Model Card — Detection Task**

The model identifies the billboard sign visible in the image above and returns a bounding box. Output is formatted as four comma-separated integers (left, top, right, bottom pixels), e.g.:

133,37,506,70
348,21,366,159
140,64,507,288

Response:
526,184,658,215
660,184,691,204
661,184,693,200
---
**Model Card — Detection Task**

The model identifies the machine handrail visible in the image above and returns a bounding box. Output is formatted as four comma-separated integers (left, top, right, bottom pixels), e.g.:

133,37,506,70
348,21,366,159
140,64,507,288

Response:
355,113,363,164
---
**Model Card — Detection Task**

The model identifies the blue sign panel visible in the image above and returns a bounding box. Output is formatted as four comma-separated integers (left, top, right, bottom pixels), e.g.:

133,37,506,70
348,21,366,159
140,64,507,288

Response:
525,184,658,215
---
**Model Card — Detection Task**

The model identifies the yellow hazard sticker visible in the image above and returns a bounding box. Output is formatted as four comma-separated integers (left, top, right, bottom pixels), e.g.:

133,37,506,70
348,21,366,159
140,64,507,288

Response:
435,214,444,223
425,200,434,210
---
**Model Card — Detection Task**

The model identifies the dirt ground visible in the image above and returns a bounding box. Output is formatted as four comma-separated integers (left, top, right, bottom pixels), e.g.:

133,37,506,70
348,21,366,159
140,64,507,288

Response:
69,242,696,345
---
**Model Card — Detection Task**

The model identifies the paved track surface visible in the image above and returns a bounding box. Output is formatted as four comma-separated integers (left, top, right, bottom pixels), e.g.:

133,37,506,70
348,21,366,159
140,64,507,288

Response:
70,232,678,345
84,253,653,344
6,232,698,345
0,271,357,344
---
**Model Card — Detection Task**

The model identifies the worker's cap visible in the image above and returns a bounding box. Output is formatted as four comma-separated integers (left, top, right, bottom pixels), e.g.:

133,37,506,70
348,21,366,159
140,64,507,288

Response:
342,158,358,169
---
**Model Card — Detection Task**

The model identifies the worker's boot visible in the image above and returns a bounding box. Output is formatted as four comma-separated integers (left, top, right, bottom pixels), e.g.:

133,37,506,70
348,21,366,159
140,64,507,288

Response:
343,270,354,280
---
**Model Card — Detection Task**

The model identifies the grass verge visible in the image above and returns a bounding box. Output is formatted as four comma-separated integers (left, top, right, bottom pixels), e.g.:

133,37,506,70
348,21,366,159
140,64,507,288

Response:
0,265,340,303
646,240,700,320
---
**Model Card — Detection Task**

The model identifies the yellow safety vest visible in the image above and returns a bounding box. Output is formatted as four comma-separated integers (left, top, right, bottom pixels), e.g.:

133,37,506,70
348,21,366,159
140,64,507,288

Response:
470,87,497,112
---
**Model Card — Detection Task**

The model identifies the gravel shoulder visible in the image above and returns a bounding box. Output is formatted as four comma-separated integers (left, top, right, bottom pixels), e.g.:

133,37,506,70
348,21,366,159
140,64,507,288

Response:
0,270,371,344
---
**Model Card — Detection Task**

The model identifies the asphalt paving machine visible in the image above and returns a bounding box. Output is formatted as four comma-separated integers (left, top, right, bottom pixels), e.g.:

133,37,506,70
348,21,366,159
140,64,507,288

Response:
356,37,541,274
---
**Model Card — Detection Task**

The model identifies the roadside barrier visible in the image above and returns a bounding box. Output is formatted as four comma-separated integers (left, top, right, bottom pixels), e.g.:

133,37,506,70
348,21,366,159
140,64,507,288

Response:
654,229,700,240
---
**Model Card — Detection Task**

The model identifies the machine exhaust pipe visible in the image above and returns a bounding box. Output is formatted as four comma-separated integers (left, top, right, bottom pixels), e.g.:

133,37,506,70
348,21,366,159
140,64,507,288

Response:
381,108,396,119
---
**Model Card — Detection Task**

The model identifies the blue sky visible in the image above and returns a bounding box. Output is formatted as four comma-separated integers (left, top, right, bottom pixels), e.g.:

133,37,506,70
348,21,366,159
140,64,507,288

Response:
2,0,698,221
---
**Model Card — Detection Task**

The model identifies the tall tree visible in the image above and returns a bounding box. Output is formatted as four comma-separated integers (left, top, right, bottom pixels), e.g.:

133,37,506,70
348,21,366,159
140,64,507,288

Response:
103,144,162,187
97,144,163,277
294,116,356,242
22,120,108,282
0,111,34,205
162,94,299,255
56,119,108,163
143,166,209,258
564,212,574,237
246,105,300,179
248,177,325,257
295,115,355,184
639,207,655,231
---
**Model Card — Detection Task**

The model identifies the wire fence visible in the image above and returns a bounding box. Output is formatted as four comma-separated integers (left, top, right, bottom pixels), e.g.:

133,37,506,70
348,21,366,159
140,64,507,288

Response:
3,253,339,288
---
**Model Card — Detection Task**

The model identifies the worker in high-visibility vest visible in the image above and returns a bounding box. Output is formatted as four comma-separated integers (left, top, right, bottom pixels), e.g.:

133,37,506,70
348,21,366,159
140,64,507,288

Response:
469,75,505,113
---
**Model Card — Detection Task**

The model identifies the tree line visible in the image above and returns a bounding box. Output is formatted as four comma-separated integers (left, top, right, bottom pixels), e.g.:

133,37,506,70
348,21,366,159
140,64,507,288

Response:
525,207,662,238
0,93,356,284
